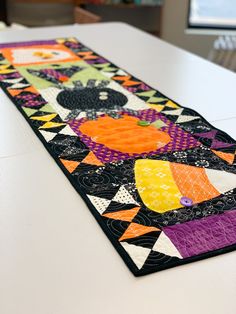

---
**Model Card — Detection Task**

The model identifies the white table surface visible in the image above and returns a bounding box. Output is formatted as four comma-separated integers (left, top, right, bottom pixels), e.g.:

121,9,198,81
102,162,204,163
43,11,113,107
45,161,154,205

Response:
0,23,235,314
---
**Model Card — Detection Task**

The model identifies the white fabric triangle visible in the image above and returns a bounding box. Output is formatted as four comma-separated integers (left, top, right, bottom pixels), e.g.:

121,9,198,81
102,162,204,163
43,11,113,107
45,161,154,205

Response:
59,125,77,136
113,185,139,205
101,71,114,79
152,232,182,258
162,108,184,116
3,77,23,84
124,100,149,111
205,168,236,194
77,112,86,119
116,69,128,76
121,242,151,269
176,115,200,123
87,195,111,215
10,83,30,89
39,130,57,142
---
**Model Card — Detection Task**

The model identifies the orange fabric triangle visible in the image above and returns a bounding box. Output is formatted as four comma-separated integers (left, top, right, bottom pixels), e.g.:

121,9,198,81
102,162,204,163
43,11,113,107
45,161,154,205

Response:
8,89,24,96
8,86,37,96
78,51,93,56
113,75,141,86
113,75,131,81
212,150,235,164
122,80,141,87
119,222,160,241
82,151,104,166
103,207,140,222
84,55,98,60
60,159,80,173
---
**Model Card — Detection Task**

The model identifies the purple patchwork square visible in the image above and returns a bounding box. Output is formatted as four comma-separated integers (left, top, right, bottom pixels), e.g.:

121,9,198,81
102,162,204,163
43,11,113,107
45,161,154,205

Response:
163,210,236,258
68,109,200,164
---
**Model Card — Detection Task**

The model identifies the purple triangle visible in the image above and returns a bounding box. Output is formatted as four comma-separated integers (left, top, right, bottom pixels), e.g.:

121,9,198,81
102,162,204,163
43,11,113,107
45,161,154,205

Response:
194,130,218,139
87,58,107,65
211,139,235,149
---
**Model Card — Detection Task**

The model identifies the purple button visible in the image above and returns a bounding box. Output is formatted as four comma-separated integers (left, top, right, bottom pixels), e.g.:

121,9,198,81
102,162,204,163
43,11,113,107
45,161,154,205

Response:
180,196,193,207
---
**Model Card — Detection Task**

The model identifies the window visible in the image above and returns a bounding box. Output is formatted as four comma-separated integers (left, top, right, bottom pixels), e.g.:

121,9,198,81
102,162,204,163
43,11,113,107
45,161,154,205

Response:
188,0,236,31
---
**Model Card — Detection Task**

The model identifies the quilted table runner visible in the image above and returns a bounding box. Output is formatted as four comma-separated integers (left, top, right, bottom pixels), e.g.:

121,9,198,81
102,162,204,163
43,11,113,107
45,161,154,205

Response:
0,38,236,276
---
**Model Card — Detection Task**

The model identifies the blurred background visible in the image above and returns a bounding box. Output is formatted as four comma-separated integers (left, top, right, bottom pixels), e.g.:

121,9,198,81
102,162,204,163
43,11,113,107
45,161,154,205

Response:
1,0,236,71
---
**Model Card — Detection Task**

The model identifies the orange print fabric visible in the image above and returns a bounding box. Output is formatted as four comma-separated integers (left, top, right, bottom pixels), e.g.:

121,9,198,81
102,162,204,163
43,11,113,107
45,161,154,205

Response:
170,163,220,204
79,115,171,154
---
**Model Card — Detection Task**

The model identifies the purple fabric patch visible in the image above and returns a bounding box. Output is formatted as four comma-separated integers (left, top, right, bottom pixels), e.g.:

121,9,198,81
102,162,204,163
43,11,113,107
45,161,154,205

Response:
15,92,47,108
0,40,57,49
0,72,22,80
163,210,236,258
68,109,200,164
194,130,235,149
63,41,84,50
126,83,152,93
86,58,108,65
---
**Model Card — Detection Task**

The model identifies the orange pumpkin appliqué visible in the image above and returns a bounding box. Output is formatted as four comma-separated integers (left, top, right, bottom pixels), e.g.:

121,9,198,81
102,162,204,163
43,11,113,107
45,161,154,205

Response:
79,115,171,154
